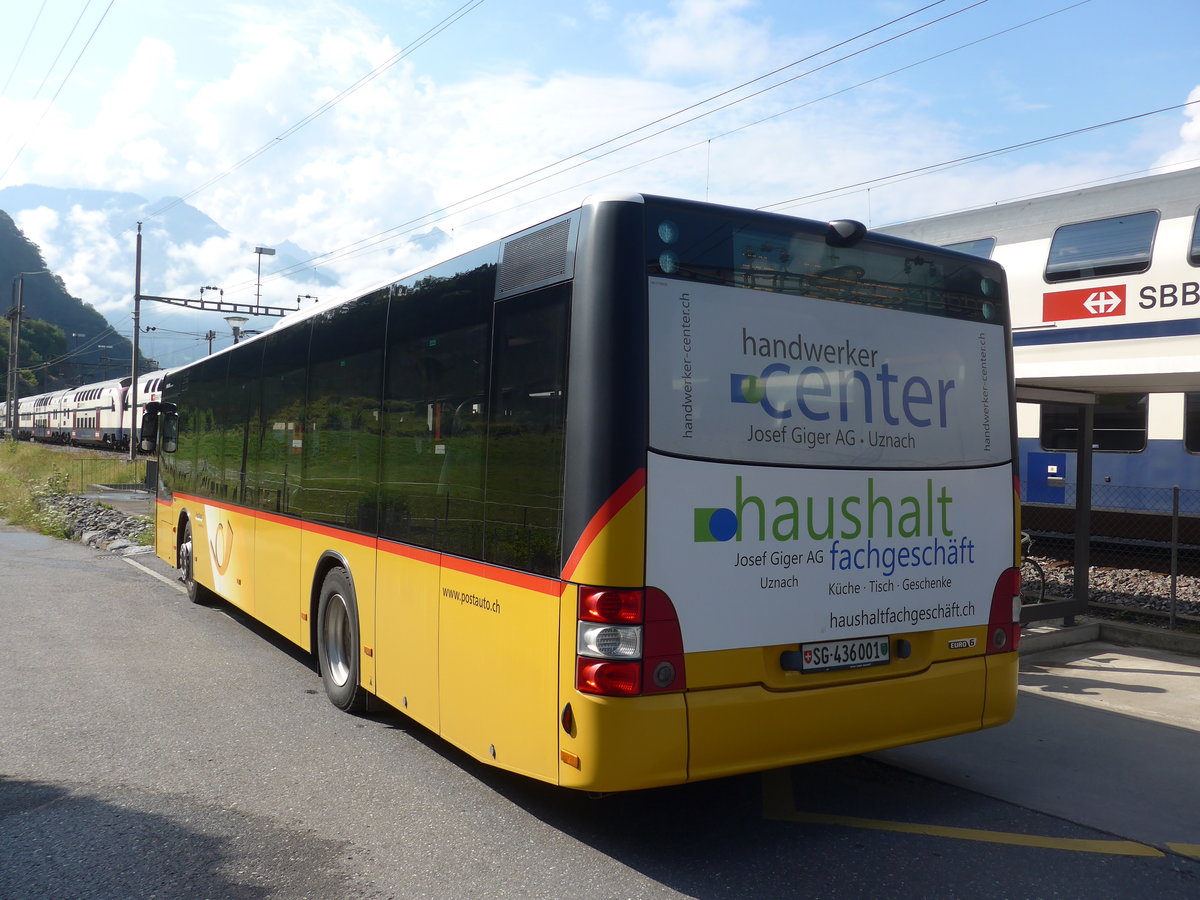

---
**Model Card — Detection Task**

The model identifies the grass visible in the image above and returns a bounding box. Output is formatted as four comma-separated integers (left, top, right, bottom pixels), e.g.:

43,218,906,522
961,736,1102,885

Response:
0,442,152,541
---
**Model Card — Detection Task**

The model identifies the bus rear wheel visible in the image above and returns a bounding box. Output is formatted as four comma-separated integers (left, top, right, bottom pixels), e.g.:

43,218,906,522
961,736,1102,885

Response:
317,567,367,712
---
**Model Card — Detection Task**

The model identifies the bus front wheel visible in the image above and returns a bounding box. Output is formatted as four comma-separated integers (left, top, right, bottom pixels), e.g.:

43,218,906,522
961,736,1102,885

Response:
316,567,367,713
179,520,216,605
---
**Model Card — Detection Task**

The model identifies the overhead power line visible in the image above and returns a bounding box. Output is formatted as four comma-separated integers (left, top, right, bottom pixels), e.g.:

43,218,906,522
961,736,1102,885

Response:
758,98,1200,213
0,0,49,97
0,0,117,183
142,0,491,223
251,0,997,286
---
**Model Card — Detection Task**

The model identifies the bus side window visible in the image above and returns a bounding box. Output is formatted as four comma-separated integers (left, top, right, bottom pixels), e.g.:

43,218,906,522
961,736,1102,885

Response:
379,265,493,555
482,285,570,576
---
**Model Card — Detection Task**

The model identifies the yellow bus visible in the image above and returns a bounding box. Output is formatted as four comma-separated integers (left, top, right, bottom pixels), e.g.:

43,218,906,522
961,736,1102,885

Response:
144,193,1021,792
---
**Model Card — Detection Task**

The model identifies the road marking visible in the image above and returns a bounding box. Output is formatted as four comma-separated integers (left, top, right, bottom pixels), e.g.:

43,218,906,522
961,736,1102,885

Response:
1167,843,1200,860
123,556,187,594
762,769,1164,857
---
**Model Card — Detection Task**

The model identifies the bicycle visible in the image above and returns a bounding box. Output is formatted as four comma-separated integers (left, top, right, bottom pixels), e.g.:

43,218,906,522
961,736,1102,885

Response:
1020,531,1046,604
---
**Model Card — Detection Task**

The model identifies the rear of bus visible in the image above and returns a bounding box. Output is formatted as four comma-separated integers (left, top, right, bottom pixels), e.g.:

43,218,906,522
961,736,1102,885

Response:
558,195,1019,791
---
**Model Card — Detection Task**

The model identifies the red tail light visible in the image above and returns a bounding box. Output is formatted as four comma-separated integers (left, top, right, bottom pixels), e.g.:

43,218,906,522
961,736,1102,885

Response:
987,567,1022,654
575,586,687,696
579,587,642,623
577,659,641,696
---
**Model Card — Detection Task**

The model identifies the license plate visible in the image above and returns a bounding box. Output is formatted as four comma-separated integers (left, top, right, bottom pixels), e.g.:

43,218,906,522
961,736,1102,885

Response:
800,636,891,673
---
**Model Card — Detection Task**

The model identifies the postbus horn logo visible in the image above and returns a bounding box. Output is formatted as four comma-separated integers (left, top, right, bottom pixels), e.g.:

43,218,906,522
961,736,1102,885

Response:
209,520,235,575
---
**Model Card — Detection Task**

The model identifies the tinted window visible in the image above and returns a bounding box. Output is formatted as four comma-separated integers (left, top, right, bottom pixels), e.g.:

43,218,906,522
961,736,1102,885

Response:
224,344,263,506
482,286,569,575
169,356,228,498
256,323,311,515
944,238,996,258
1185,393,1200,452
1040,393,1147,452
1191,209,1200,266
645,199,1004,324
1045,211,1158,282
298,294,387,532
379,264,495,555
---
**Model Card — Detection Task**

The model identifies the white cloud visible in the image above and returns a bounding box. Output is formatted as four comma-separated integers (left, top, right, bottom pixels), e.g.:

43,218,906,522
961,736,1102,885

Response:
1155,85,1200,172
14,206,60,256
623,0,776,80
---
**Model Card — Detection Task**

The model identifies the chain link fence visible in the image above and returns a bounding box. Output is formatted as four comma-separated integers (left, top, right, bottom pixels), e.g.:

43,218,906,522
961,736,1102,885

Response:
1021,482,1200,629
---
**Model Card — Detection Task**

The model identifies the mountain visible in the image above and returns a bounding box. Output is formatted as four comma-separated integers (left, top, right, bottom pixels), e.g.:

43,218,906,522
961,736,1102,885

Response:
0,209,149,394
0,184,452,375
0,184,340,292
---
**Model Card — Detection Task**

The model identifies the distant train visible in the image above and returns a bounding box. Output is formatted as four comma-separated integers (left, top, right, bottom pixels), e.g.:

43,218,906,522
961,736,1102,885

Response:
882,167,1200,542
0,369,171,451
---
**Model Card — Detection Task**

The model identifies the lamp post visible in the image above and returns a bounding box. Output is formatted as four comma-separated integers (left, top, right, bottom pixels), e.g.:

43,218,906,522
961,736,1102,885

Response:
6,270,51,441
225,315,249,345
254,246,275,305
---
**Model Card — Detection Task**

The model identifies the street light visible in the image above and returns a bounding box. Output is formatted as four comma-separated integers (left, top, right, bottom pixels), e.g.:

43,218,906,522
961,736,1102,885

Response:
254,246,275,305
6,270,51,441
225,315,249,345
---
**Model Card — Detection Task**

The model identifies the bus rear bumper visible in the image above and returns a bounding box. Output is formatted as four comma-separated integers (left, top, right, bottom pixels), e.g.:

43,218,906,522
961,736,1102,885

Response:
686,653,1016,784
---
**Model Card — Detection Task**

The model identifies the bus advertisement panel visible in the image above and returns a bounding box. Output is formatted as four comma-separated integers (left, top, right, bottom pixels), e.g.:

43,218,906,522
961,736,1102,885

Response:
646,277,1012,652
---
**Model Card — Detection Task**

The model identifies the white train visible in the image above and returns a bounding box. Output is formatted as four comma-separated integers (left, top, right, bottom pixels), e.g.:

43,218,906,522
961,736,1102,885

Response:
1,369,171,451
882,167,1200,540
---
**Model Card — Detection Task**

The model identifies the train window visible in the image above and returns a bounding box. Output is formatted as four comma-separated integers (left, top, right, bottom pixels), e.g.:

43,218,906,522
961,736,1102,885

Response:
1045,211,1158,283
1185,394,1200,452
1190,210,1200,266
1040,393,1147,452
944,237,996,258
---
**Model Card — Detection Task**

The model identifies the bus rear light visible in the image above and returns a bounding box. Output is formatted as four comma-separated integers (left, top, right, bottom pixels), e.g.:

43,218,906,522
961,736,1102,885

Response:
986,567,1022,655
643,587,686,693
579,587,643,623
574,586,687,696
577,622,642,659
577,659,641,696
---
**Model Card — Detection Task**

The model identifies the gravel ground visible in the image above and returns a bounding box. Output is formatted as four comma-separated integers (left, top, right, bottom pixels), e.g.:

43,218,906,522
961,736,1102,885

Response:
30,490,154,554
1028,554,1200,621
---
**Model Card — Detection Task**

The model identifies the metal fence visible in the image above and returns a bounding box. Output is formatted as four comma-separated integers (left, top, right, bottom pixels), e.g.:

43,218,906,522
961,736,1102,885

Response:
53,458,150,494
1021,482,1200,630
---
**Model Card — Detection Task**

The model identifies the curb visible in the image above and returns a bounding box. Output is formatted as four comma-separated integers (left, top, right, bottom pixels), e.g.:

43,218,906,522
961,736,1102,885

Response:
1021,617,1200,659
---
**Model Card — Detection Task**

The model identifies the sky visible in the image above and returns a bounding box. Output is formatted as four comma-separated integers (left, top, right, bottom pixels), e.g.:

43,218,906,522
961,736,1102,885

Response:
1,0,1198,367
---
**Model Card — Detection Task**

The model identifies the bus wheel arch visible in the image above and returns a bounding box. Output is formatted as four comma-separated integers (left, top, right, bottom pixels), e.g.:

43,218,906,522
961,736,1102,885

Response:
313,557,367,713
177,512,216,605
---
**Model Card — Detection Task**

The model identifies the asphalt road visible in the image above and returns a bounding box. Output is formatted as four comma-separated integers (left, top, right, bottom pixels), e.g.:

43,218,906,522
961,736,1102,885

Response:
2,525,1198,899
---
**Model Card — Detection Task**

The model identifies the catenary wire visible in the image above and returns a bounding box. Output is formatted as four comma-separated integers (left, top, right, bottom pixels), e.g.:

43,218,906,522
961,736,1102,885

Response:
247,0,1000,286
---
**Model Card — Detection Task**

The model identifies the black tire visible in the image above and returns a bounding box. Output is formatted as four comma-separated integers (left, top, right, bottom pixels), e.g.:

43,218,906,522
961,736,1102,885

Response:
316,567,367,712
179,519,216,605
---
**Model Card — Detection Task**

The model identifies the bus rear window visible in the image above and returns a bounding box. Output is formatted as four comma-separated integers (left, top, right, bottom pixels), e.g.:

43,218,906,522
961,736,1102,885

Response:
644,201,1004,325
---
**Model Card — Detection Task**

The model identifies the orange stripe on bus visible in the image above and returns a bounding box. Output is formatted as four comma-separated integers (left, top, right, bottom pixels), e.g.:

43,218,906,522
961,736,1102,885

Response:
169,491,561,594
559,468,646,583
442,553,564,595
378,539,440,567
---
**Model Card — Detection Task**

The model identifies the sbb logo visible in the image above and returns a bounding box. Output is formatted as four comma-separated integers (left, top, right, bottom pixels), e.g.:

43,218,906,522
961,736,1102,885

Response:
1042,285,1125,322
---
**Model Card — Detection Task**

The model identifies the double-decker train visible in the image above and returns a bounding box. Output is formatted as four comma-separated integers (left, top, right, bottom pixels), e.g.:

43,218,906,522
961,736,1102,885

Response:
883,166,1200,543
1,369,170,451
